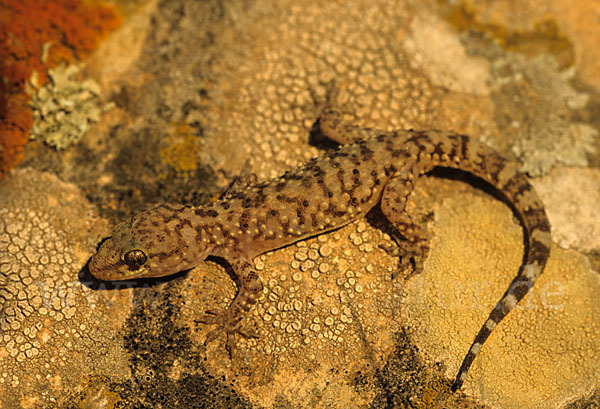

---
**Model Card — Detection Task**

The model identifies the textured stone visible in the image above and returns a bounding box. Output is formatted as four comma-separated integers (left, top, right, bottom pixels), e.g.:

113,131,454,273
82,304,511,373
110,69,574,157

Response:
0,170,131,407
403,180,600,409
532,167,600,252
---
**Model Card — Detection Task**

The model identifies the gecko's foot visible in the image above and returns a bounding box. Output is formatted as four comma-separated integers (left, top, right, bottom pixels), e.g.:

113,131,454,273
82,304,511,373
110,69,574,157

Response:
196,309,259,356
380,233,429,277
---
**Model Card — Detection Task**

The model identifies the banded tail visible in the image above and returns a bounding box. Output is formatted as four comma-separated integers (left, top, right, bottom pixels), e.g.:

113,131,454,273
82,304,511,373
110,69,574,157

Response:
414,131,552,390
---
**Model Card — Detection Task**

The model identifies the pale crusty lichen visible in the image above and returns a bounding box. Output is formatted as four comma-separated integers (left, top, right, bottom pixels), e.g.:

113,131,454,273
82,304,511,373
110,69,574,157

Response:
490,54,597,176
402,180,600,409
27,63,114,150
402,13,491,95
0,170,131,407
532,167,600,252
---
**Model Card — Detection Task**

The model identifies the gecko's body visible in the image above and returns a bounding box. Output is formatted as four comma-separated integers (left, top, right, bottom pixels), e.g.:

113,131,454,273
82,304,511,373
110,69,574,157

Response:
90,107,551,391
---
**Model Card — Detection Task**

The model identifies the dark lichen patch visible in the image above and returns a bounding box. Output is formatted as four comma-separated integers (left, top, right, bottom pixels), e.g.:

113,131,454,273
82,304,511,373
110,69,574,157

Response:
94,280,256,409
101,126,217,221
352,329,487,409
18,117,218,225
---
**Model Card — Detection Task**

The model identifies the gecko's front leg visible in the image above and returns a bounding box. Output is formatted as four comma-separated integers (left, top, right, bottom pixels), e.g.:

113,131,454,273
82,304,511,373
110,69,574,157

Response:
197,259,263,355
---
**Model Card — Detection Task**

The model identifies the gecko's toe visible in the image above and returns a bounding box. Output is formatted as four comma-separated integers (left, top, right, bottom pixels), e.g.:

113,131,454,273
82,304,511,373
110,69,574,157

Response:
379,241,401,257
380,237,429,277
195,308,225,325
196,309,259,357
204,326,223,346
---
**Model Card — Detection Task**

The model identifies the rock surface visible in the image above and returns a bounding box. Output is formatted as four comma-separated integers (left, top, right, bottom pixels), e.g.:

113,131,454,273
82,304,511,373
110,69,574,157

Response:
2,0,599,408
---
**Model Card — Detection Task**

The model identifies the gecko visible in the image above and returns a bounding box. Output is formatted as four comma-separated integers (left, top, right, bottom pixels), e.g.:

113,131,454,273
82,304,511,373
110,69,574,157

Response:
89,104,551,391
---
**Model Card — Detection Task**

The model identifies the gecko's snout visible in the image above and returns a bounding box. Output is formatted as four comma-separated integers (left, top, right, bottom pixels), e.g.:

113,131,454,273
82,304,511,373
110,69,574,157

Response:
88,236,128,281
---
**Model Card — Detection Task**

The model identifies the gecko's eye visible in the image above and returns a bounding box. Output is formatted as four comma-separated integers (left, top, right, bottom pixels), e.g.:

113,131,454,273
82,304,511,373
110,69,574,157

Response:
123,249,147,269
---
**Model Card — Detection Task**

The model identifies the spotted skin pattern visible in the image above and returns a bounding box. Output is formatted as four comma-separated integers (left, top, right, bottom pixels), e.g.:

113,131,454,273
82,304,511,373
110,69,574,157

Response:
89,106,551,391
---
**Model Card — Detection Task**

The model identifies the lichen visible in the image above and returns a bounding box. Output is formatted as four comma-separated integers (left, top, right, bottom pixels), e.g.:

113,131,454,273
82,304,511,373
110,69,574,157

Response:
0,169,130,407
532,167,600,252
27,63,115,150
490,54,597,176
159,122,201,176
441,3,575,69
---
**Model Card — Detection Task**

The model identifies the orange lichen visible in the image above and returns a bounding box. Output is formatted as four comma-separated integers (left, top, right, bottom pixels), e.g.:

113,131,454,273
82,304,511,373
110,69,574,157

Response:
0,0,122,176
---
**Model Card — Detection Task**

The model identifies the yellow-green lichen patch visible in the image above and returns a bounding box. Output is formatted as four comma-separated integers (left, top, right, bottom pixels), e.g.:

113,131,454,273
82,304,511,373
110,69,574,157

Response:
440,2,575,68
159,122,201,178
0,169,132,407
27,63,115,150
402,179,600,409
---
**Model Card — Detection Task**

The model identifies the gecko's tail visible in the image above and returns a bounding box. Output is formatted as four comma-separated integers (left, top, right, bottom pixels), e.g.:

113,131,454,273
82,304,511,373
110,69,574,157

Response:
408,130,552,390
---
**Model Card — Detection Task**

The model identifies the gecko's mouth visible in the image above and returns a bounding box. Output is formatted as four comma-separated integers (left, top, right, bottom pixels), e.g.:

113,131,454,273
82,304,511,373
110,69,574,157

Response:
89,236,132,281
89,255,149,281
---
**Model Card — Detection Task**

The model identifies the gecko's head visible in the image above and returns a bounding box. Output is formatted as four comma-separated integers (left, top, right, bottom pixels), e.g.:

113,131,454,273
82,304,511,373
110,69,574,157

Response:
89,204,208,281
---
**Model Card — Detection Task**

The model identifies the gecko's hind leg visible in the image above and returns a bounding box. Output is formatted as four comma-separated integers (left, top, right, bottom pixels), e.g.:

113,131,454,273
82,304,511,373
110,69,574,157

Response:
197,310,259,355
379,172,431,276
196,259,263,356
